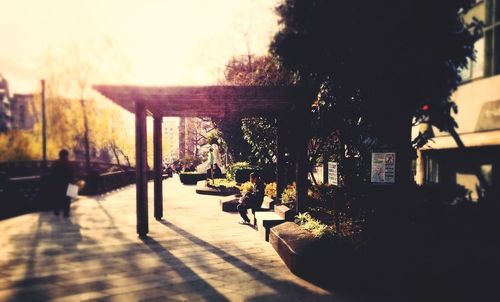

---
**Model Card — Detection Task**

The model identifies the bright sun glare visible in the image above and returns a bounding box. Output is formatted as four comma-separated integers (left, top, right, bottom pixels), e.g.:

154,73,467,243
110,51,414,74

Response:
0,0,281,93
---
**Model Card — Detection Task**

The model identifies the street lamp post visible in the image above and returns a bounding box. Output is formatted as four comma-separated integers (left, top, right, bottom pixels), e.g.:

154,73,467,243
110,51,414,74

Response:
41,79,47,172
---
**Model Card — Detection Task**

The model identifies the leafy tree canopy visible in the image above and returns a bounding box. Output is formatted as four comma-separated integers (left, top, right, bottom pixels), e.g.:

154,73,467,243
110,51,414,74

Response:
272,0,481,141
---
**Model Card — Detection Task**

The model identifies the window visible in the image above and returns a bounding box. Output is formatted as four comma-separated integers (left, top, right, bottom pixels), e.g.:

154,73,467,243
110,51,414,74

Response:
461,0,500,81
460,37,486,81
484,0,500,76
425,157,439,184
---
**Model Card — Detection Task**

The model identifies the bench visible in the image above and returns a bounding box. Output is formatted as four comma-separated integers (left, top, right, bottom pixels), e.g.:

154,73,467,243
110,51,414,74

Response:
220,195,240,212
255,211,285,241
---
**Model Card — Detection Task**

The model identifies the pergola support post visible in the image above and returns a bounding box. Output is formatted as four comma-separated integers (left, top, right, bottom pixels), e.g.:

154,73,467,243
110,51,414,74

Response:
276,117,287,202
153,113,163,220
135,102,149,237
294,104,310,214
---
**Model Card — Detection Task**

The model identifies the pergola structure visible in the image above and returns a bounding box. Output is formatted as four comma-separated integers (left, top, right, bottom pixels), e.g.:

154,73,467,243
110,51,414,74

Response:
93,85,314,237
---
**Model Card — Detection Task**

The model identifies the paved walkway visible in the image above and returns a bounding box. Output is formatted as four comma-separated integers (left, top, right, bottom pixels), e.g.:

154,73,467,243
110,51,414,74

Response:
0,175,346,301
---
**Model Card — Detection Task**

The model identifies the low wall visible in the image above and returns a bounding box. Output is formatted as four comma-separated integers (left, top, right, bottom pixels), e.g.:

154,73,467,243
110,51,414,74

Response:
0,170,151,220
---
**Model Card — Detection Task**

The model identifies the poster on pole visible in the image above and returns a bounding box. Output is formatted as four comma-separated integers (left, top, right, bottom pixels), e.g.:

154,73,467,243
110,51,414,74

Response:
371,152,396,184
327,162,338,186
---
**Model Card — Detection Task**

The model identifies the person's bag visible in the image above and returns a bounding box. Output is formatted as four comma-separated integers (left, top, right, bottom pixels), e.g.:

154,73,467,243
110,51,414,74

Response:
66,183,79,198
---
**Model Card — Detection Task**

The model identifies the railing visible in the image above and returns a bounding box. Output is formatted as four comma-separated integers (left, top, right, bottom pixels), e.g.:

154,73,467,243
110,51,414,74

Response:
0,160,132,178
0,175,48,219
0,165,154,220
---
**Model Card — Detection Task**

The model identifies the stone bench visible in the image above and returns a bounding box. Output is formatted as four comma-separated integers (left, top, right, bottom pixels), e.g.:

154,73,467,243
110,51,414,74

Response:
219,195,240,212
255,211,285,241
246,196,275,225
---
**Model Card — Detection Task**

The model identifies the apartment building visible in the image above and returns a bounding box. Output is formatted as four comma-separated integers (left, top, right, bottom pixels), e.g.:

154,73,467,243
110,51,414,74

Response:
414,0,500,200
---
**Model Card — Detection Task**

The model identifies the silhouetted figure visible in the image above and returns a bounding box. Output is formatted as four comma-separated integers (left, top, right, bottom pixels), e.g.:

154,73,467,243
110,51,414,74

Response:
212,163,222,178
166,165,173,177
237,172,264,225
206,163,222,180
50,149,75,218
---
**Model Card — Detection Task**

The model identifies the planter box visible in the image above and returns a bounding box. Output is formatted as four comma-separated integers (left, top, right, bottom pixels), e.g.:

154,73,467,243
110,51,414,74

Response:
269,222,362,285
179,173,206,185
220,195,240,212
196,181,240,196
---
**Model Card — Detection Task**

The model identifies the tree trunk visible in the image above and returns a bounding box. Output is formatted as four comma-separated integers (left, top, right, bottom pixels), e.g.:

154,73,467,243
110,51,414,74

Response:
80,98,91,174
117,148,131,167
110,141,121,166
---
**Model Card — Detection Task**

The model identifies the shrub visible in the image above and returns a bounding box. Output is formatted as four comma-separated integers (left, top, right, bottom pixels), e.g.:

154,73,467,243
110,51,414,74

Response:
234,168,260,183
280,182,296,208
295,212,334,238
238,181,254,194
265,182,277,199
226,162,253,180
295,211,365,239
307,183,335,203
208,178,237,189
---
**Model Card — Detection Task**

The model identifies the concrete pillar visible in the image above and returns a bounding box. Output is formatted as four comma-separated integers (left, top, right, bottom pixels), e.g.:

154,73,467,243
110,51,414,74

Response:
276,117,287,202
294,104,310,213
153,114,163,220
135,102,148,237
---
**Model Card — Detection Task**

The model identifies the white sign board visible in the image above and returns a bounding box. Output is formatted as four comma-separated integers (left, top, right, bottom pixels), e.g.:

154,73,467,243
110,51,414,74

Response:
327,162,338,186
371,152,396,184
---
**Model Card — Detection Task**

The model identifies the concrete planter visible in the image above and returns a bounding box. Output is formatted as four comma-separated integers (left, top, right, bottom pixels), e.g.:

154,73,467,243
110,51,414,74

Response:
269,222,363,285
179,172,206,185
196,181,240,196
274,205,295,221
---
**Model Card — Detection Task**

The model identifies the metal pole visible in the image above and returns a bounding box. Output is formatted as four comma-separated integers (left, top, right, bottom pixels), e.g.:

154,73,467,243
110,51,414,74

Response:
41,79,47,172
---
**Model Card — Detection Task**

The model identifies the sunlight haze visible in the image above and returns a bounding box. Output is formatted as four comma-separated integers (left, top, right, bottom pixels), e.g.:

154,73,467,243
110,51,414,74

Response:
0,0,281,93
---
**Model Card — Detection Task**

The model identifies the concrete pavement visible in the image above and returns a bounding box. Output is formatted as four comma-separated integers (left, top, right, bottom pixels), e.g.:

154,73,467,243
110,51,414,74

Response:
0,175,344,301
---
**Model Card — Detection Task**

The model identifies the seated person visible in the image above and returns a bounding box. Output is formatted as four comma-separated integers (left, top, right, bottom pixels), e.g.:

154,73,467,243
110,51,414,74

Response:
237,172,264,225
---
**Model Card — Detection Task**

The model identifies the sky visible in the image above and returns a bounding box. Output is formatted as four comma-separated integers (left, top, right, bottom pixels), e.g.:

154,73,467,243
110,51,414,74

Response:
0,0,281,93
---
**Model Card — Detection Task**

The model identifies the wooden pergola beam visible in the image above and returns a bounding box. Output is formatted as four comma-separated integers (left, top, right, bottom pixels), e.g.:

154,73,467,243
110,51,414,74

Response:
94,84,315,237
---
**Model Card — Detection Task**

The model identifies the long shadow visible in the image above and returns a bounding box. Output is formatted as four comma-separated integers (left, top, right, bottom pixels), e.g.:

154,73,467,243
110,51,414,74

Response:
140,236,230,301
158,219,332,297
95,200,233,301
5,213,84,301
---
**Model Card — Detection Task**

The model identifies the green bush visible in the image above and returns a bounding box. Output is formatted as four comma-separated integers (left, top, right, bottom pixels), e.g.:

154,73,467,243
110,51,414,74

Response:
226,162,255,180
295,212,334,238
280,182,296,209
208,178,237,189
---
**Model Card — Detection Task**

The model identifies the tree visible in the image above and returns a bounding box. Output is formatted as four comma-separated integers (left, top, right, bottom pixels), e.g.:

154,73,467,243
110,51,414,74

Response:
220,54,296,170
272,0,481,189
211,117,252,164
41,37,130,172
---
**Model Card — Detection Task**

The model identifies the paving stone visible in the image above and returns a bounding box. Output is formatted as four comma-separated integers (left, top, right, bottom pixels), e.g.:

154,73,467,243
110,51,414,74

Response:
0,175,334,301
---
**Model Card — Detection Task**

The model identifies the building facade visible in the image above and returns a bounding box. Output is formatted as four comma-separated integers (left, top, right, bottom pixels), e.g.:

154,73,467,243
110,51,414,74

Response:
0,75,12,132
178,117,213,160
414,0,500,201
10,93,36,130
163,117,179,163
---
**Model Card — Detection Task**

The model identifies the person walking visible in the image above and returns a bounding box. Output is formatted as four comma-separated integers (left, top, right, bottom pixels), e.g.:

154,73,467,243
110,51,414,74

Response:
50,149,75,218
